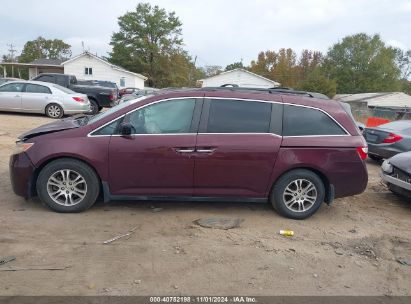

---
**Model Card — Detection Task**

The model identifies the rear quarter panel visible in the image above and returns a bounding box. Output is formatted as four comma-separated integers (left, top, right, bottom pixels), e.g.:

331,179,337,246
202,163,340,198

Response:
269,136,368,198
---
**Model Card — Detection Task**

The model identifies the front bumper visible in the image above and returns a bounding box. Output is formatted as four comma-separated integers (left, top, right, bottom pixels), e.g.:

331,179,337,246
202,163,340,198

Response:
380,171,411,191
9,152,36,199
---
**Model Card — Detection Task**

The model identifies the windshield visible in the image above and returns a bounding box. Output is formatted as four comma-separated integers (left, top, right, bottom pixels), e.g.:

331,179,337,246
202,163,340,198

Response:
53,84,76,94
87,95,152,124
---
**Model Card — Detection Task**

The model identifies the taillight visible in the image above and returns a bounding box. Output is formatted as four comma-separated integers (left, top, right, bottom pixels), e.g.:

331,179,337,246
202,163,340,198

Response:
383,133,403,143
356,146,368,160
72,97,85,103
109,91,116,101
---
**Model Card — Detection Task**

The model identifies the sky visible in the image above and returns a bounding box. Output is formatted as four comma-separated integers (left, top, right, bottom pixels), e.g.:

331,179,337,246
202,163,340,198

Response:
1,0,411,68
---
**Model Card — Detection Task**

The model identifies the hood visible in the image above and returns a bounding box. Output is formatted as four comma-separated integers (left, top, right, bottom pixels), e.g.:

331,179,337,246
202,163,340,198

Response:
389,151,411,175
19,116,83,140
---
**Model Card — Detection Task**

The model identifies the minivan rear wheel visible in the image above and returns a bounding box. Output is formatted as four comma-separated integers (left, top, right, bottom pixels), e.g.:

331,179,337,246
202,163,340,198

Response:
36,158,100,213
271,169,325,219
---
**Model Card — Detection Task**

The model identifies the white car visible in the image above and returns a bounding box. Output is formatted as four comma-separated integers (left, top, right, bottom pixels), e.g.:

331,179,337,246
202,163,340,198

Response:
0,80,90,118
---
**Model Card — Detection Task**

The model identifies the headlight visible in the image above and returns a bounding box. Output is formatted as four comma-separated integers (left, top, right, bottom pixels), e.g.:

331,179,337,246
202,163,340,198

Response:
12,142,34,155
381,160,393,174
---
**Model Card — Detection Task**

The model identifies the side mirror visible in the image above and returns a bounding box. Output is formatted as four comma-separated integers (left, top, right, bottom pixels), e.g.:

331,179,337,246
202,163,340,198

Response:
119,122,133,136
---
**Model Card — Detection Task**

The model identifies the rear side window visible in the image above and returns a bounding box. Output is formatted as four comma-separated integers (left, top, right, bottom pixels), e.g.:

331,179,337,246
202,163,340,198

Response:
283,105,346,136
55,75,66,87
206,99,271,133
36,75,55,83
25,84,51,94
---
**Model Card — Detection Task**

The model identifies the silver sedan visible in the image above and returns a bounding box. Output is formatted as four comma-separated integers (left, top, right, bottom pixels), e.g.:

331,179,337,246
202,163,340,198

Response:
0,80,90,118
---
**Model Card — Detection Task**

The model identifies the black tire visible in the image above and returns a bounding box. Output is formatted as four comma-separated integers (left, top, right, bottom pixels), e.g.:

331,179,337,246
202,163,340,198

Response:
369,154,383,161
270,169,325,220
45,103,64,119
88,99,99,115
36,158,100,213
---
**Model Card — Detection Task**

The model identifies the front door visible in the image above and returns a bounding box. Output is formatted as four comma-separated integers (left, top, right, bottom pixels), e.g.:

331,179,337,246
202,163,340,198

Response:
194,98,283,198
108,98,202,196
0,82,24,111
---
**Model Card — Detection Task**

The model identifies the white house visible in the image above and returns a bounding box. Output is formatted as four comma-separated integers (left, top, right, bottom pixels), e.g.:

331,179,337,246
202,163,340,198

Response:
334,92,411,109
62,52,146,88
199,68,280,88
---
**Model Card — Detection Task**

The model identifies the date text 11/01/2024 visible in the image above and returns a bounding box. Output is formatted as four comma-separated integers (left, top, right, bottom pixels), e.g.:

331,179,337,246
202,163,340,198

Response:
149,296,257,303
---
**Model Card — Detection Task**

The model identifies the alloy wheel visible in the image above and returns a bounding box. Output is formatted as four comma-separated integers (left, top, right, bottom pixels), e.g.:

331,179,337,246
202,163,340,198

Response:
46,169,87,206
283,179,317,212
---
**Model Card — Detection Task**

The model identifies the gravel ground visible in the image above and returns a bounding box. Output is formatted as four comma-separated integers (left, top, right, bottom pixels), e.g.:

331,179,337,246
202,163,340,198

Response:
0,112,410,296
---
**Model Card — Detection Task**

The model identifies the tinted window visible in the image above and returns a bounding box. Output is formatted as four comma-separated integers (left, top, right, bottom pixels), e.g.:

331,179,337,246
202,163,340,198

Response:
36,75,55,83
207,99,271,133
92,119,121,136
0,83,24,92
128,99,196,134
25,84,51,94
55,75,66,86
283,105,346,136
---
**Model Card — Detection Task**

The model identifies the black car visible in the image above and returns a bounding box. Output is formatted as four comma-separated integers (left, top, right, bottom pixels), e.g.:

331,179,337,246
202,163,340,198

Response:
32,73,118,114
381,151,411,199
364,120,411,161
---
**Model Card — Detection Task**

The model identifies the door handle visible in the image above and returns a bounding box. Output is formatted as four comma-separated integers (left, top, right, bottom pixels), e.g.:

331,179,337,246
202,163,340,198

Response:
14,95,20,98
196,148,216,153
175,148,195,153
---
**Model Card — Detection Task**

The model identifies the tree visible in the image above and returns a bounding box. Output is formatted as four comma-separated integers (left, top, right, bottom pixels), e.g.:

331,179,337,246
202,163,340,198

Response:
395,49,411,80
323,33,401,93
225,61,243,71
19,37,71,63
298,67,337,98
109,3,185,87
200,65,222,77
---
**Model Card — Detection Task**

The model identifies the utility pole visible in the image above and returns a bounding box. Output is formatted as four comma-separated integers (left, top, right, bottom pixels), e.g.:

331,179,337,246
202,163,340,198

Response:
7,43,17,77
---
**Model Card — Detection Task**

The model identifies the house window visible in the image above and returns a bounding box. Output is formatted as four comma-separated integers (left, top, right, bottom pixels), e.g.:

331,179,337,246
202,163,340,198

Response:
85,67,93,75
120,77,125,87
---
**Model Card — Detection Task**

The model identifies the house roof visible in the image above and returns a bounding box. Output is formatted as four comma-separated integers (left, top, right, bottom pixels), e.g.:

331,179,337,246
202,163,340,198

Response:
30,58,65,66
335,92,411,108
62,52,147,80
200,68,280,86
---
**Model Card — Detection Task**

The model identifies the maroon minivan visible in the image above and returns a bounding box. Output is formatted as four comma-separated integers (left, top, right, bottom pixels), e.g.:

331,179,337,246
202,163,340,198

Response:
9,88,368,219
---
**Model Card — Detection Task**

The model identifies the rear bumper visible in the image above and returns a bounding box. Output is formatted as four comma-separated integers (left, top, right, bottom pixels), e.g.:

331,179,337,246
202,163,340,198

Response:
9,152,36,199
368,144,403,159
380,171,411,191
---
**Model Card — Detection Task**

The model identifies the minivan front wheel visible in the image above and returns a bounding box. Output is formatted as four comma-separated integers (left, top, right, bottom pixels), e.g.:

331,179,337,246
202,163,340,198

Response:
271,169,325,219
36,159,100,213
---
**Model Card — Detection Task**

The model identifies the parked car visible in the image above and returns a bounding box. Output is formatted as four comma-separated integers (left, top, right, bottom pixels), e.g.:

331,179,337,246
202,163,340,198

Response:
0,80,90,118
119,87,159,103
10,87,368,219
0,77,23,85
381,151,411,199
32,73,117,114
119,87,139,97
364,120,411,161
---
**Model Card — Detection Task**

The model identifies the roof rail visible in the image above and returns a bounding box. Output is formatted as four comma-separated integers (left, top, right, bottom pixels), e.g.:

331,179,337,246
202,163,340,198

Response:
201,85,315,98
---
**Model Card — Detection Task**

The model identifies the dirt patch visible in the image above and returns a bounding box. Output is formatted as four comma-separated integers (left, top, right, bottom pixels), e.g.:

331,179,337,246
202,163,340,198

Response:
0,112,410,296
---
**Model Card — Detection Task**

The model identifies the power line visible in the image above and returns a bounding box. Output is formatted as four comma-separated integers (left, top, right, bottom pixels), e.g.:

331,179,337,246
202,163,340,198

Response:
7,43,17,62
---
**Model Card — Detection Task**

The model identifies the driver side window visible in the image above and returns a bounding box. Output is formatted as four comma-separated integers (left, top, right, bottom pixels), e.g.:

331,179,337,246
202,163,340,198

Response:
127,99,196,134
